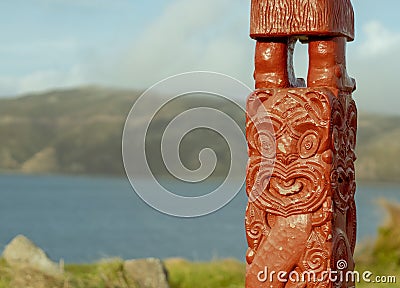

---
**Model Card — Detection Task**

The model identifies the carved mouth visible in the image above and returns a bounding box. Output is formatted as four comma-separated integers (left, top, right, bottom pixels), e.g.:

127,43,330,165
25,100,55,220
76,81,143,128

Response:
251,162,328,216
270,177,305,196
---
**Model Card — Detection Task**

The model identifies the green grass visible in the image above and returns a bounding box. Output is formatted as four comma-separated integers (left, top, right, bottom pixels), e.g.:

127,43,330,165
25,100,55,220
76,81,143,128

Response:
164,258,245,288
65,258,131,288
0,258,130,288
0,257,244,288
354,200,400,287
0,248,398,288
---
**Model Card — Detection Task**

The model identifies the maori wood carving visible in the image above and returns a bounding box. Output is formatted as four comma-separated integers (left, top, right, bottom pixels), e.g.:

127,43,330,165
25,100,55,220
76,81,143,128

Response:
245,0,357,287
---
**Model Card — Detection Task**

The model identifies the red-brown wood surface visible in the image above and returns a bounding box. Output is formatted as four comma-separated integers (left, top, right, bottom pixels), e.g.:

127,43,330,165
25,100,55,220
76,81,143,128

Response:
250,0,354,41
246,1,357,287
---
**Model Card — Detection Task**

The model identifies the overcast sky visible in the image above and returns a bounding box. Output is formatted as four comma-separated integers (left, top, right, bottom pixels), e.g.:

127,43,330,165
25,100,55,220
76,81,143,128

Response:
0,0,399,114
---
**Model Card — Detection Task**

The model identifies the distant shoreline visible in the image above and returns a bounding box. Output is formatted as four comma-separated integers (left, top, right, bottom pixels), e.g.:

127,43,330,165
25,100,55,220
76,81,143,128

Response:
1,171,400,186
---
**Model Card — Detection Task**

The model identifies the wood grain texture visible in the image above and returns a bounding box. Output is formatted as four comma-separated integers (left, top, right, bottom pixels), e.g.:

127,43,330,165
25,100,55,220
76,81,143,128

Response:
250,0,354,40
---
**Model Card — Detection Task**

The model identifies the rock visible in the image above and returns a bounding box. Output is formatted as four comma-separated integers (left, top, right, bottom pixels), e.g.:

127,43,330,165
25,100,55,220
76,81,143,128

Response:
123,258,169,288
2,235,62,276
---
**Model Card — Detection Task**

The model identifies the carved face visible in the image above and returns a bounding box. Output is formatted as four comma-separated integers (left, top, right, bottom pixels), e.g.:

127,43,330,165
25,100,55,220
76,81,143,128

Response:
246,89,334,216
331,97,357,215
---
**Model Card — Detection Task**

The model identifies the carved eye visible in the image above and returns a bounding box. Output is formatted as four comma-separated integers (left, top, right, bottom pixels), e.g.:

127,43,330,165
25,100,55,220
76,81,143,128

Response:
298,131,320,158
258,131,276,159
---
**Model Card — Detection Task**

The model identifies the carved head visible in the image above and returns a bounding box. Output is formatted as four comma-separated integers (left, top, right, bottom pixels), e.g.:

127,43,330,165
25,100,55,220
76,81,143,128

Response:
247,88,334,216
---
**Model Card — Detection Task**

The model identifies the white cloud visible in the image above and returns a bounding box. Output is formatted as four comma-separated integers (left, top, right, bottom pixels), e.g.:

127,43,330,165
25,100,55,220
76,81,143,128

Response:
0,65,86,96
357,21,400,58
3,2,400,115
97,0,255,89
348,21,400,114
0,36,84,96
19,66,85,94
1,0,255,96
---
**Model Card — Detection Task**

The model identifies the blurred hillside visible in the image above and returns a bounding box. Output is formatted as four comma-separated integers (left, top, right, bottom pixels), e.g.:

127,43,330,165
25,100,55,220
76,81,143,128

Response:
0,87,399,182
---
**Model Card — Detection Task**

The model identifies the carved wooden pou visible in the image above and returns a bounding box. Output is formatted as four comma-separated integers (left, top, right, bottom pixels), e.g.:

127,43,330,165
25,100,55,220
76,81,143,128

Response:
245,1,357,287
